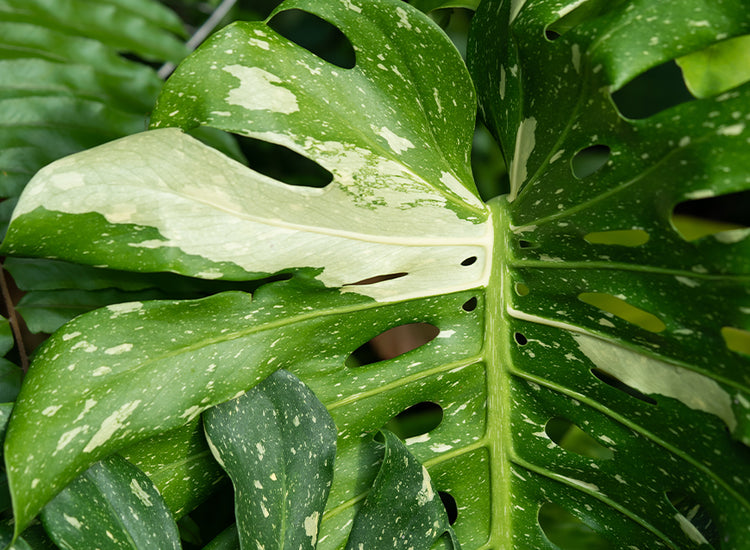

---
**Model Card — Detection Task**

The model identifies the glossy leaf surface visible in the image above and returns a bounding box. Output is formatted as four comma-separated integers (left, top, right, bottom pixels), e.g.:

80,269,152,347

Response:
346,430,459,549
40,454,180,549
204,369,336,549
119,419,224,518
2,0,749,548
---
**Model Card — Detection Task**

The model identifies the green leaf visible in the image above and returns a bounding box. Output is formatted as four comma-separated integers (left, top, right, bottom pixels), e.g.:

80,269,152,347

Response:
119,419,225,518
202,524,239,550
346,430,459,549
0,318,15,356
15,288,179,334
40,454,180,549
409,0,479,13
677,34,750,98
204,369,336,549
3,0,750,547
468,0,750,546
0,0,187,64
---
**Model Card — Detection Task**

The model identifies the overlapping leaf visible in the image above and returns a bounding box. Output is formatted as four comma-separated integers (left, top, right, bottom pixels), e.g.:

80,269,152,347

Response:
40,454,181,549
469,0,750,546
1,0,750,549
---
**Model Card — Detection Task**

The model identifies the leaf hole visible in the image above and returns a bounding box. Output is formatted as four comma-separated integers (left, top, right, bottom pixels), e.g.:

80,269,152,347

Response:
518,239,535,249
544,417,614,460
611,60,694,119
544,29,561,41
672,190,750,241
345,323,440,367
666,490,720,547
571,144,611,179
383,401,443,440
234,135,333,188
538,502,613,548
461,297,478,312
514,332,528,346
578,292,666,333
267,9,356,69
515,282,530,296
583,229,650,247
438,491,458,525
460,256,477,266
344,272,408,286
721,326,750,356
591,368,657,405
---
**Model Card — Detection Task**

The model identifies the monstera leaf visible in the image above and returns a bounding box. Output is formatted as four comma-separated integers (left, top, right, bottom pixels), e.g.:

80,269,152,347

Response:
2,0,750,548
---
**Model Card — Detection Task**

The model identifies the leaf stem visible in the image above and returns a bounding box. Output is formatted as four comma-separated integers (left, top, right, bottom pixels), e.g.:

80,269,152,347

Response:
158,0,238,79
0,262,28,372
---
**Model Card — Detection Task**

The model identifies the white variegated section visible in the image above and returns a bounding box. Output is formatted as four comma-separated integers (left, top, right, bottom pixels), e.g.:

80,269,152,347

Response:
13,129,491,302
222,65,299,114
508,117,536,202
574,333,737,431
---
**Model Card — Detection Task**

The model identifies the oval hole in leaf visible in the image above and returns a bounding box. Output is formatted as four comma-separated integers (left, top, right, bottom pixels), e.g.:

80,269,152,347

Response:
583,229,649,247
538,502,612,549
267,9,356,69
721,326,750,356
544,417,614,460
666,490,720,547
591,368,657,405
518,239,535,248
611,60,694,119
578,292,666,333
677,34,750,98
461,256,477,266
462,297,478,312
514,332,528,345
515,282,530,296
672,190,750,241
235,135,333,188
383,401,443,440
571,145,610,179
346,323,440,367
344,272,408,286
438,491,458,525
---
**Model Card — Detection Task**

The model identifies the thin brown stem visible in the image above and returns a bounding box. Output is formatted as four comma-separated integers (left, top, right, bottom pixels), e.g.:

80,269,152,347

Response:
0,262,28,373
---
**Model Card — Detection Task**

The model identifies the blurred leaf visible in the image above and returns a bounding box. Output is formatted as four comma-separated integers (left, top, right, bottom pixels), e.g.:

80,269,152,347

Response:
678,34,750,98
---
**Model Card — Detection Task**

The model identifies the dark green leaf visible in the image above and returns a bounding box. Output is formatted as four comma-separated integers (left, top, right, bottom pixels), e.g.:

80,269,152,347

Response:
40,454,180,550
346,430,459,549
202,524,239,550
204,369,336,549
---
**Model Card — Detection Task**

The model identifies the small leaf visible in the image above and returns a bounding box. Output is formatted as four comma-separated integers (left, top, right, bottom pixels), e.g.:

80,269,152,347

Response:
346,430,459,549
204,369,337,550
41,454,180,549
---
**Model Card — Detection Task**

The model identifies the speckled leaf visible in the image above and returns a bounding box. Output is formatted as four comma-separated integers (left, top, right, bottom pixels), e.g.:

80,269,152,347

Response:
345,430,459,549
119,419,225,518
3,0,750,548
2,0,490,304
204,369,336,549
40,454,180,550
468,0,750,547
